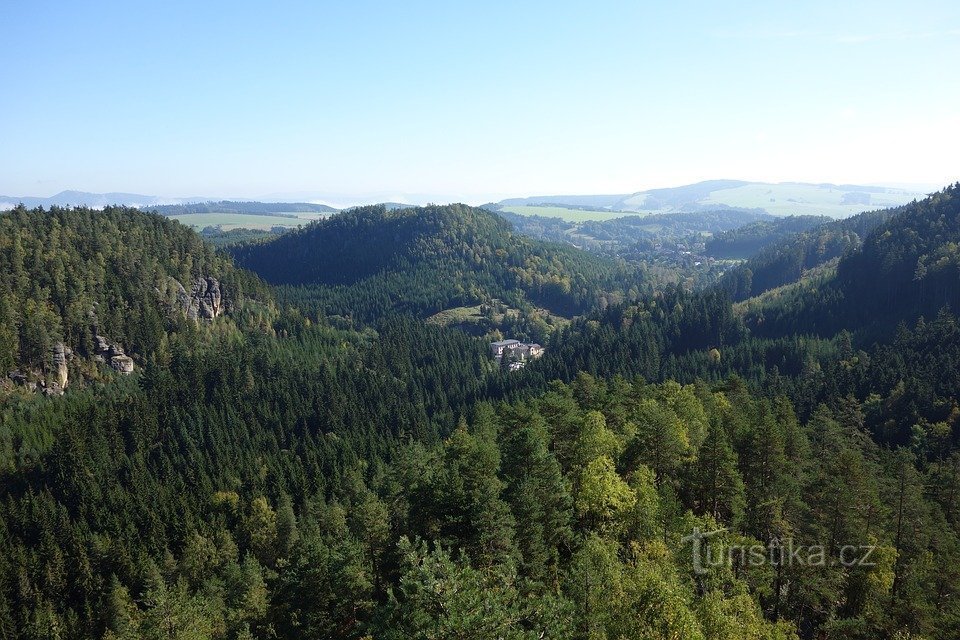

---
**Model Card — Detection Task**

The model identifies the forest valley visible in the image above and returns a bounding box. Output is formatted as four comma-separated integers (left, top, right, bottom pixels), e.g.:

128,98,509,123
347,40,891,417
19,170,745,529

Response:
1,185,960,639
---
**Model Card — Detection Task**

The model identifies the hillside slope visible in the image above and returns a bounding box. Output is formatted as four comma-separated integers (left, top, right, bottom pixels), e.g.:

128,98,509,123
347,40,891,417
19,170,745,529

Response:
0,205,271,393
143,200,337,216
705,215,833,259
717,207,901,302
738,184,960,340
498,208,773,249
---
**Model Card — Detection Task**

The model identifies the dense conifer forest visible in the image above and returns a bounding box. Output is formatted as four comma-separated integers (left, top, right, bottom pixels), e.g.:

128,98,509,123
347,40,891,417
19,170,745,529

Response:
2,188,960,638
705,215,832,259
716,205,905,303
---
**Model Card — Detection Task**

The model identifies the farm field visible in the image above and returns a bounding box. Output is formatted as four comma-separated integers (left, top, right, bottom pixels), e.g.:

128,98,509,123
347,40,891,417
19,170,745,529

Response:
698,183,921,217
500,205,630,222
170,212,329,230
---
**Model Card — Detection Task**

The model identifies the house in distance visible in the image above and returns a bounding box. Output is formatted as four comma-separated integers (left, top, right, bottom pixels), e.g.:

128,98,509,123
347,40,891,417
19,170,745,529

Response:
490,339,545,370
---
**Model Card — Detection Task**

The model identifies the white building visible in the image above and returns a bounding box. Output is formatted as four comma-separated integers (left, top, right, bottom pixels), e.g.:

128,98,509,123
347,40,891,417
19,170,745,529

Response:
490,339,522,359
490,339,545,364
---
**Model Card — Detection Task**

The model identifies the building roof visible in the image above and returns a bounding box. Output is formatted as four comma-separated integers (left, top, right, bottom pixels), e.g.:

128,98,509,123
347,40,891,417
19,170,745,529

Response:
491,339,521,347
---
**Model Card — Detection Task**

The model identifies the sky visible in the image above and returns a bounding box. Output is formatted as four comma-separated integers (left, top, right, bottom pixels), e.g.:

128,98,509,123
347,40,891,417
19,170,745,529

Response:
1,0,958,205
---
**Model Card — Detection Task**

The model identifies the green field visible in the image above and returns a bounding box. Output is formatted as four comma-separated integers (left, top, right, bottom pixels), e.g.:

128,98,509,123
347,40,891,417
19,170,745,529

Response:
699,184,919,217
426,305,486,326
500,205,629,222
170,212,329,231
427,303,572,332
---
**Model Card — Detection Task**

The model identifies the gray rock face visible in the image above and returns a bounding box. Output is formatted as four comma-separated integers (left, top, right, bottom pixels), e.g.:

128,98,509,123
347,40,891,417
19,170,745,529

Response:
5,334,134,397
170,280,189,314
189,277,223,320
110,355,135,374
9,370,30,389
94,335,118,358
93,335,132,373
164,276,224,320
43,382,63,397
51,342,71,390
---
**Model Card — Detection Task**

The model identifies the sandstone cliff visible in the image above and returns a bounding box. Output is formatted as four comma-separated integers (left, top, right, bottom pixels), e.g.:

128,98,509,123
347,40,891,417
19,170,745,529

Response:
160,275,225,320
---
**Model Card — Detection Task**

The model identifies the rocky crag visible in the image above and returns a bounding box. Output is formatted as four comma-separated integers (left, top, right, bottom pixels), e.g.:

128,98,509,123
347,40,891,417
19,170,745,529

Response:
6,275,225,396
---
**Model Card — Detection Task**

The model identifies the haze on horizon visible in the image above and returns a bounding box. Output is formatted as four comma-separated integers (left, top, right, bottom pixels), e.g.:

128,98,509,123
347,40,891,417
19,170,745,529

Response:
1,1,958,204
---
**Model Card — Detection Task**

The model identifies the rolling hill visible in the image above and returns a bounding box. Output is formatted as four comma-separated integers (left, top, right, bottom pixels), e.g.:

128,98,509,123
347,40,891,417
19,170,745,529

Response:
144,201,337,215
704,215,833,259
5,190,960,639
0,193,340,232
144,201,338,232
497,208,775,250
230,203,639,329
498,180,928,220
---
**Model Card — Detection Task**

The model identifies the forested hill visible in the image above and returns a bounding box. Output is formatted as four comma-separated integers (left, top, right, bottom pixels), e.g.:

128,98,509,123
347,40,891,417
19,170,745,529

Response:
717,205,902,302
0,205,272,391
497,208,773,249
742,183,960,339
6,192,960,638
231,203,638,321
705,215,832,259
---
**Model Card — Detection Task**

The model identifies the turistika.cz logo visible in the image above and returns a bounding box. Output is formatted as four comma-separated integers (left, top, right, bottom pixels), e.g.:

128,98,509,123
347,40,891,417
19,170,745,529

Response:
681,527,877,575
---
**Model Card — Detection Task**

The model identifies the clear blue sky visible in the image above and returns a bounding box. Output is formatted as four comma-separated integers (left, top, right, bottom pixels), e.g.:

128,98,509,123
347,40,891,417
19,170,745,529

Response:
1,0,958,204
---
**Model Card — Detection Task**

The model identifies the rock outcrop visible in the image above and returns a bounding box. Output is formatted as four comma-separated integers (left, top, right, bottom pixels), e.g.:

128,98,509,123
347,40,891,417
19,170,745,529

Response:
42,382,63,397
164,276,224,321
51,342,71,390
93,334,111,361
8,371,37,393
3,325,138,400
94,335,135,374
189,276,223,319
110,355,135,374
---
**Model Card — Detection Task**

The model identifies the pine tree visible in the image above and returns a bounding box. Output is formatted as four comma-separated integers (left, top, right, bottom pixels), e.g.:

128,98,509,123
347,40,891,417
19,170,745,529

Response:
687,417,745,528
246,497,278,568
275,494,300,562
741,401,789,541
103,575,140,639
498,409,572,584
623,398,690,482
413,423,519,568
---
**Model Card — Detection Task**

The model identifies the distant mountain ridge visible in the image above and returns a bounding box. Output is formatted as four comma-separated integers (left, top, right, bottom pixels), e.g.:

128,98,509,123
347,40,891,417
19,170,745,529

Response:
143,201,337,215
0,191,341,214
0,190,198,209
499,180,929,218
2,181,930,218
